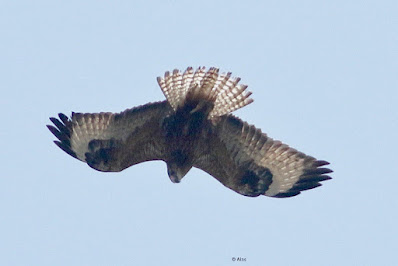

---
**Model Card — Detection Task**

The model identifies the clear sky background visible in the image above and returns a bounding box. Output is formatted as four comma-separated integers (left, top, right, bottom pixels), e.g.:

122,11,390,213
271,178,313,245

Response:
1,1,397,265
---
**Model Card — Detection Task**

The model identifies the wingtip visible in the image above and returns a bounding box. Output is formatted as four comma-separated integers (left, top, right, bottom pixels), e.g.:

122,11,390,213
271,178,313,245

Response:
49,117,58,124
48,113,76,159
302,167,333,177
271,159,333,198
313,160,330,167
58,113,69,123
53,140,77,159
273,191,301,198
47,124,59,136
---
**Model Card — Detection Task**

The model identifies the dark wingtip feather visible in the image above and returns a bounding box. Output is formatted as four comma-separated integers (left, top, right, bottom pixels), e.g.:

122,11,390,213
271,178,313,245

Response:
294,162,332,193
275,160,332,198
47,125,70,145
291,182,322,191
297,175,332,183
274,191,301,198
313,160,330,167
47,124,59,137
302,167,333,177
54,140,77,159
58,113,69,124
48,114,76,159
49,117,70,137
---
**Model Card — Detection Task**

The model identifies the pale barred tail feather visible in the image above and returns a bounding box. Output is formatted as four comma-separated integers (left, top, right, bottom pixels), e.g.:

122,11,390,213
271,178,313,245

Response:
157,67,253,117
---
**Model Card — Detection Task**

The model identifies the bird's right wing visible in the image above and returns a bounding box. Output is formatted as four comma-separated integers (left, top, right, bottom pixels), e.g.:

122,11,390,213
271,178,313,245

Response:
47,101,173,172
194,115,332,197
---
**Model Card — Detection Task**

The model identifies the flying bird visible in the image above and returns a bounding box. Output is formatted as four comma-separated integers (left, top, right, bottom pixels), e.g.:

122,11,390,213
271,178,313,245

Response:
47,67,332,198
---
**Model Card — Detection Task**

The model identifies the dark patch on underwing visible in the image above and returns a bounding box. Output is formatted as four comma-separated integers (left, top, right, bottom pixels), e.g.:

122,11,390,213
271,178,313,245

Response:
239,165,273,197
85,138,121,171
86,147,115,166
88,138,119,153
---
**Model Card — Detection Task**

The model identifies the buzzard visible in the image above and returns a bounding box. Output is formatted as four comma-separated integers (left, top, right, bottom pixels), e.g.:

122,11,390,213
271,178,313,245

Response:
47,67,332,198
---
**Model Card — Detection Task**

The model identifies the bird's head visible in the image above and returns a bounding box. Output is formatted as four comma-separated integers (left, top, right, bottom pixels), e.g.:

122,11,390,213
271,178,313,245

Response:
166,162,192,183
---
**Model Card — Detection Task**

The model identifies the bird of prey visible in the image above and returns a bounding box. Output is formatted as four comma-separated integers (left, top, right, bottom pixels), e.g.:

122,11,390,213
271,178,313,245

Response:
47,67,332,198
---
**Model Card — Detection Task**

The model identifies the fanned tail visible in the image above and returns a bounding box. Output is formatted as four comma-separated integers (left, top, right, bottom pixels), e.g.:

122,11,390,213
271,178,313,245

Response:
157,67,253,118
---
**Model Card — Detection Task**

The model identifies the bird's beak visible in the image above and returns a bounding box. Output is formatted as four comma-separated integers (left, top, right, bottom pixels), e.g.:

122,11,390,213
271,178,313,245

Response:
169,173,181,183
167,163,191,183
167,167,182,183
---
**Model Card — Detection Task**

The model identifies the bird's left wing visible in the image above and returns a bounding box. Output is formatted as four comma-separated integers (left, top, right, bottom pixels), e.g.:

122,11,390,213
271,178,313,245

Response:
47,101,172,172
194,115,332,197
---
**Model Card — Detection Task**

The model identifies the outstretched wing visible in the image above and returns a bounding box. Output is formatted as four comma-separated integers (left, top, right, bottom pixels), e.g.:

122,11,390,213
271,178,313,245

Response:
194,116,332,197
47,101,172,172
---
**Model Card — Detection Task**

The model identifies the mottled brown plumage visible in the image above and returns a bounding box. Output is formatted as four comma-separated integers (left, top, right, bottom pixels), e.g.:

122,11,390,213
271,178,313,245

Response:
47,67,332,198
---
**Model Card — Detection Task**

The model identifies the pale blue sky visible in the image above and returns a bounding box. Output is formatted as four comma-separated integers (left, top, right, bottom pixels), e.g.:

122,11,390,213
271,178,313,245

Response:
1,1,397,265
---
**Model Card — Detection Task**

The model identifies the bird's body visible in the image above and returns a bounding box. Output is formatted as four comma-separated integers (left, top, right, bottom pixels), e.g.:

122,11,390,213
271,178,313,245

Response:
48,67,332,198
